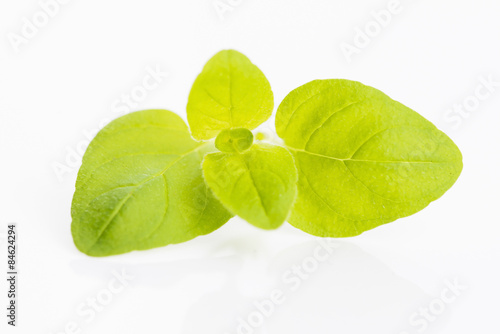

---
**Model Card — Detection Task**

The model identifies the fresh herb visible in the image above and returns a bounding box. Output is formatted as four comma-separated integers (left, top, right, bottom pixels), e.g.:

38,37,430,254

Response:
71,50,462,256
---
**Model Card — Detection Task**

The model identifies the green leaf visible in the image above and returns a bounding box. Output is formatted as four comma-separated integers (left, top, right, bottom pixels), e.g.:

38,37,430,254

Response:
71,109,232,256
187,50,274,140
276,79,463,237
215,128,254,153
202,143,298,230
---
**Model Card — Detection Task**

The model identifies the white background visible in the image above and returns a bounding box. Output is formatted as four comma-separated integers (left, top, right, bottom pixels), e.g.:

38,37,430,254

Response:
1,0,499,333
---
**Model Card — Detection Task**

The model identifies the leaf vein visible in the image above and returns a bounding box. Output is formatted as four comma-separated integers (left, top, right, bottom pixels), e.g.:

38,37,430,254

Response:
304,101,360,149
240,157,269,219
85,143,209,251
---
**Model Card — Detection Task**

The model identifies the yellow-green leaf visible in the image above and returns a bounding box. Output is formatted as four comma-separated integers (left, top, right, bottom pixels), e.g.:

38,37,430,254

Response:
187,50,273,140
202,143,297,230
215,128,254,153
276,79,463,237
71,109,232,256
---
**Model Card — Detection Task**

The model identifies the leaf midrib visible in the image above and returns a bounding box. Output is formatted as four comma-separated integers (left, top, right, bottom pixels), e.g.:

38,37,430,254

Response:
287,146,452,164
86,142,210,252
238,155,270,223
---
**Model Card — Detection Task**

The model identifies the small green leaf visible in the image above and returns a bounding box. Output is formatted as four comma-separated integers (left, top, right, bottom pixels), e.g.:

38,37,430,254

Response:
202,143,298,230
215,128,254,153
187,50,274,140
71,109,232,256
276,79,463,237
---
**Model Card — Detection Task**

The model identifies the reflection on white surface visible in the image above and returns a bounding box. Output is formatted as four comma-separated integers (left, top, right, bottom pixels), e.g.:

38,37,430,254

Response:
180,240,435,334
70,238,454,334
72,232,468,334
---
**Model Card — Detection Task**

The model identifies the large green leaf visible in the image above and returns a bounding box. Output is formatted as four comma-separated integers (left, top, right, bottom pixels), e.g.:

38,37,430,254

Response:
71,109,232,256
202,143,298,230
276,79,463,237
187,50,273,140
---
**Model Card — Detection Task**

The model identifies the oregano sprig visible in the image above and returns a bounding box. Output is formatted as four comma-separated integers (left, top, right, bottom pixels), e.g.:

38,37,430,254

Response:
71,49,462,256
